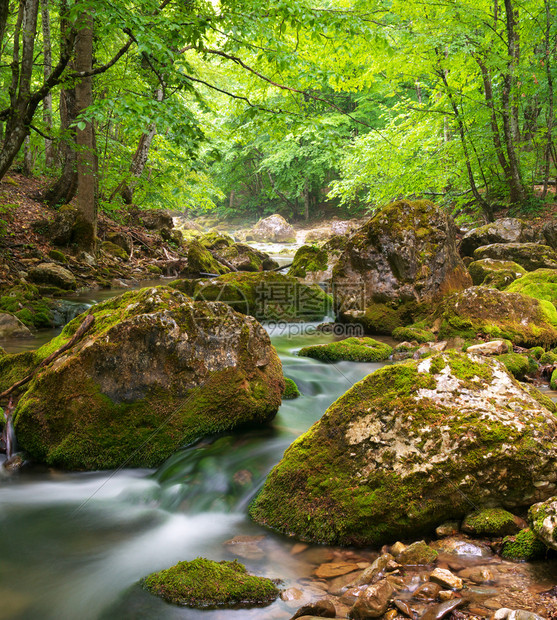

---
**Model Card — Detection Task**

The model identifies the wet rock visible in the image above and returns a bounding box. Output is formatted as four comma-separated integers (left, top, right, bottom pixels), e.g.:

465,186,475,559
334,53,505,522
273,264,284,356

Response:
282,588,305,602
397,540,438,565
458,567,494,584
466,341,510,356
430,537,492,558
492,609,546,620
345,554,394,588
250,351,557,546
223,535,265,560
429,568,463,591
433,286,557,347
349,578,394,619
528,496,557,551
419,598,465,620
460,219,537,257
28,263,76,290
214,243,279,272
13,287,284,470
439,591,456,602
461,508,521,537
435,522,460,537
390,542,407,556
289,238,345,285
473,243,557,271
332,200,471,335
315,562,360,579
250,214,296,243
393,598,416,617
0,313,32,338
290,598,336,619
414,582,442,601
298,337,393,363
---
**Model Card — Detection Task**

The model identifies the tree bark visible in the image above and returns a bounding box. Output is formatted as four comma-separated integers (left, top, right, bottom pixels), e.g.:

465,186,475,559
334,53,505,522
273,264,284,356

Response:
0,0,9,50
541,0,554,199
74,9,97,253
41,0,55,168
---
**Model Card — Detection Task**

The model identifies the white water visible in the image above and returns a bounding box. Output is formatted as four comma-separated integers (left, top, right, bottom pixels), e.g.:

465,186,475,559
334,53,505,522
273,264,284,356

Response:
0,324,384,619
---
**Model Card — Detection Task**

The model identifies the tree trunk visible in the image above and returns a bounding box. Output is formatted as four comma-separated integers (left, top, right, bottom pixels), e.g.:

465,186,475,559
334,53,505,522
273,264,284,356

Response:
542,0,554,199
0,0,9,50
74,9,97,253
303,181,310,221
22,135,33,176
41,0,55,168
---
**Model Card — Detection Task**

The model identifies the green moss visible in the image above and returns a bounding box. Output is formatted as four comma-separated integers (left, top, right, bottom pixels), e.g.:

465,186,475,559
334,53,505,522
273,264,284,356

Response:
392,323,435,343
0,351,38,392
462,508,518,536
506,269,557,305
550,368,557,390
468,259,525,287
521,383,557,413
501,528,547,561
0,284,53,328
142,557,279,608
283,377,300,399
298,337,393,363
397,540,439,565
47,249,68,263
147,265,162,275
198,231,234,250
289,245,328,278
496,353,537,380
540,351,557,365
355,301,419,336
101,241,129,260
185,240,230,276
529,347,545,360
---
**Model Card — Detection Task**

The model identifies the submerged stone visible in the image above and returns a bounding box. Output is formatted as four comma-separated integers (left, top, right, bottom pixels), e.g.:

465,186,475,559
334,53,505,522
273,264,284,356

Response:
142,557,279,608
13,286,284,470
250,352,557,546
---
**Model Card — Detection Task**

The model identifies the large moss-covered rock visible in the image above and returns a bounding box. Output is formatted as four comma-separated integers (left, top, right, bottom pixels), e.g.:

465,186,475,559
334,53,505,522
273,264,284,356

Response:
214,243,279,272
473,243,557,271
250,214,296,243
172,272,332,322
331,200,471,334
528,497,557,551
143,558,279,608
468,259,526,288
506,269,557,307
198,231,235,250
433,286,557,347
460,218,537,257
250,352,557,546
13,286,284,470
182,240,230,277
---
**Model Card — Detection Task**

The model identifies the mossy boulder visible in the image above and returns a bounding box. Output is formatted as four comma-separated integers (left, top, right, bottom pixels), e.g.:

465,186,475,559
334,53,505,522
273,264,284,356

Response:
47,249,68,263
288,238,344,285
249,351,557,546
332,200,471,334
501,528,547,561
198,231,234,250
528,497,557,551
392,323,435,343
13,286,284,470
473,243,557,271
182,240,230,277
298,337,392,363
283,377,300,399
142,558,279,608
461,508,520,537
214,243,279,272
250,214,296,243
341,301,420,336
0,283,54,328
468,259,526,288
433,286,557,348
506,269,557,307
101,240,129,261
172,272,332,322
460,218,537,257
27,262,76,290
496,353,537,380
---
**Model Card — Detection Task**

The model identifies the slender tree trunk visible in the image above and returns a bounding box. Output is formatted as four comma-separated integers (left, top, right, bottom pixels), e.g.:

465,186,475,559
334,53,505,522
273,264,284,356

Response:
112,87,163,203
501,0,527,204
41,0,55,168
0,0,9,50
542,0,554,199
22,135,33,175
303,181,310,221
74,9,97,253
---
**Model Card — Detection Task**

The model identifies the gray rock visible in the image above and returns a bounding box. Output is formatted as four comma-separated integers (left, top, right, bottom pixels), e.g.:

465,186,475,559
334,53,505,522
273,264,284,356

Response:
28,262,76,290
473,243,557,271
0,313,32,338
460,218,537,256
250,214,296,243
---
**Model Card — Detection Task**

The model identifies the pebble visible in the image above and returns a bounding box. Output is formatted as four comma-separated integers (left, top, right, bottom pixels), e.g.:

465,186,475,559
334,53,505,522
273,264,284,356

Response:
314,561,360,579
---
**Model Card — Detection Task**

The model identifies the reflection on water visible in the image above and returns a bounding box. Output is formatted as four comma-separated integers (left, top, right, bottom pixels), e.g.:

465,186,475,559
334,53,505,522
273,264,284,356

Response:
0,320,382,619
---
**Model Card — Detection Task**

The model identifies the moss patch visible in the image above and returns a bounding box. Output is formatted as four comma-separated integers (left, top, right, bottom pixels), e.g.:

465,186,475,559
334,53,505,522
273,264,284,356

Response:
289,245,329,278
392,322,435,343
506,269,557,306
501,528,547,561
496,353,537,380
143,557,279,608
0,283,54,328
462,508,518,537
298,337,393,363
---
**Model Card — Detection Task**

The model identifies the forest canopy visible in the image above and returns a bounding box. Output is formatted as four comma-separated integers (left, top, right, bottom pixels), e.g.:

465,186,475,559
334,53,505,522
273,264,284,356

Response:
0,0,555,231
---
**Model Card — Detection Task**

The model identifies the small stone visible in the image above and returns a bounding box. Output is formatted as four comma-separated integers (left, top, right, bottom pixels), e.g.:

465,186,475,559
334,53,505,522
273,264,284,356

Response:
492,609,512,620
429,568,463,591
345,553,393,588
439,591,456,602
458,566,495,584
290,598,336,619
0,313,32,338
384,610,398,620
281,588,304,602
420,599,465,620
436,521,460,537
390,542,406,556
291,543,309,555
314,561,360,579
397,540,439,565
466,341,509,356
28,262,76,290
413,581,442,601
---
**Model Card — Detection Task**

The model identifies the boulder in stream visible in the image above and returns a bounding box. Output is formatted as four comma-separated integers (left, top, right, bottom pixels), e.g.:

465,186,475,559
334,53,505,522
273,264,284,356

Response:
331,200,471,334
473,243,557,271
248,214,296,243
13,286,284,470
250,351,557,546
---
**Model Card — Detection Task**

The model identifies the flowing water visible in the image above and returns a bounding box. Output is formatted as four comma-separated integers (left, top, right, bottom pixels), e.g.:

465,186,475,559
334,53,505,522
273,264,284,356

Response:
0,314,385,620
